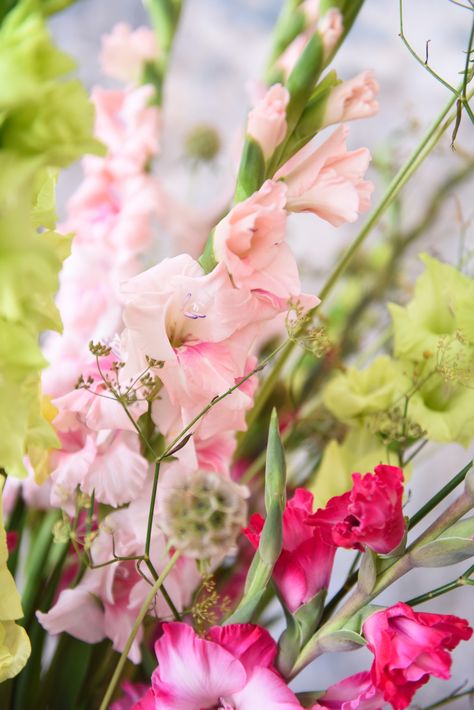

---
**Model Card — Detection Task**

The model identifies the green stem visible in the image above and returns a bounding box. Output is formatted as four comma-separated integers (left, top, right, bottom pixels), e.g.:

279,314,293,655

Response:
408,460,472,531
98,550,181,710
406,563,474,606
421,685,474,710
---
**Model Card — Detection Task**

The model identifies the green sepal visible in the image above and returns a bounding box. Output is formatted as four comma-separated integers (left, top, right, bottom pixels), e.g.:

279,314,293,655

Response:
280,71,340,161
285,33,324,132
234,137,266,203
277,589,326,676
357,548,377,594
198,231,218,274
266,2,307,72
317,628,366,653
225,410,286,624
410,516,474,568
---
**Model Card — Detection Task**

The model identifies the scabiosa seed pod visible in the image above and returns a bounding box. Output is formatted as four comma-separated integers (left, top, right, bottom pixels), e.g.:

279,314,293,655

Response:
157,469,249,559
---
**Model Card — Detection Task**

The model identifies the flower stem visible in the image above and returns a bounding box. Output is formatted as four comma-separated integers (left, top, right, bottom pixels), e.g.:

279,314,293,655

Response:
420,685,474,710
408,460,473,531
405,563,474,607
98,549,181,710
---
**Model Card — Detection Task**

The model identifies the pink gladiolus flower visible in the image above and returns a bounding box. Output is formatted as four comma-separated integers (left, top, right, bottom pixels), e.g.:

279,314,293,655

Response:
308,464,405,554
37,503,199,662
133,622,303,709
275,125,373,227
318,8,344,57
214,180,306,301
245,488,336,612
247,84,289,160
363,602,473,710
101,23,159,84
323,71,380,127
311,671,384,710
89,86,160,177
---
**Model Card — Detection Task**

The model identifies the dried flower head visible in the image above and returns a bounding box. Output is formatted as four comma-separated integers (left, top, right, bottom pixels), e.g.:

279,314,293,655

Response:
158,470,248,560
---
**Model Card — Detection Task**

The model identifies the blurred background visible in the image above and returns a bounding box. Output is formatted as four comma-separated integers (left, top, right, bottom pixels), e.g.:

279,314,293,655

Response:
50,1,474,704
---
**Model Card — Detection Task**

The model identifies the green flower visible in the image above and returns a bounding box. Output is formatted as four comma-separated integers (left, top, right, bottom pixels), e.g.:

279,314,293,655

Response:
323,355,410,425
408,372,474,447
388,254,474,363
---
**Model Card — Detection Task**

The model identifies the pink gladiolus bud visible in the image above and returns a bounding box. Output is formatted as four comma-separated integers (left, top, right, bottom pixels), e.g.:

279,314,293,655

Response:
363,603,473,710
308,464,405,554
247,84,290,160
318,8,344,57
277,8,343,80
311,671,384,710
245,488,336,612
133,622,303,709
100,23,159,84
323,71,380,127
275,125,373,227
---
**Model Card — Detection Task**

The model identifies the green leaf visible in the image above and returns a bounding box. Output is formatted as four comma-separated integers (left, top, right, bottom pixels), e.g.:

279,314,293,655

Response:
225,410,286,624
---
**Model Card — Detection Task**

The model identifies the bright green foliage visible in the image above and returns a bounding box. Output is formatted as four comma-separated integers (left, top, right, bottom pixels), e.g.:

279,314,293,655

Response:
0,0,101,479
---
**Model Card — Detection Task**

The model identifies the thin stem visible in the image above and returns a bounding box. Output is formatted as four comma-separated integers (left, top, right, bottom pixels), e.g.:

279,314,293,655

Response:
99,550,181,710
420,685,474,710
145,462,160,560
408,460,473,531
402,439,428,466
406,563,474,606
399,0,457,93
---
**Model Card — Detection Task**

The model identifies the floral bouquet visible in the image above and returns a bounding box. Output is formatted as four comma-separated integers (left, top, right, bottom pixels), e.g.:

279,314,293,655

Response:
1,0,474,708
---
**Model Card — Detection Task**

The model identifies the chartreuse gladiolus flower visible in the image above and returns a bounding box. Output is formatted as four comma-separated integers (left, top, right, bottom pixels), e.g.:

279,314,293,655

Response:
388,254,474,364
0,478,31,682
323,355,411,425
308,428,390,509
408,372,474,447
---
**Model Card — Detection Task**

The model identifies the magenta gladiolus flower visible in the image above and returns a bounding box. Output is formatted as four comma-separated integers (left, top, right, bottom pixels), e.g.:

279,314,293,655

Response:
362,602,473,710
310,671,384,710
308,464,405,554
133,622,303,709
245,489,336,612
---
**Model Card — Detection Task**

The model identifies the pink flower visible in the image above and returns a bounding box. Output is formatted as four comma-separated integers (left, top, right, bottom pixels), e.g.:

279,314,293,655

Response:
323,71,379,127
89,86,160,177
247,84,289,160
362,603,473,710
245,489,336,612
111,681,152,710
308,464,405,554
214,181,307,302
311,672,384,710
275,125,372,226
37,503,199,662
133,622,303,709
100,23,159,84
